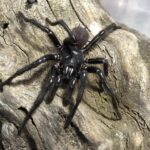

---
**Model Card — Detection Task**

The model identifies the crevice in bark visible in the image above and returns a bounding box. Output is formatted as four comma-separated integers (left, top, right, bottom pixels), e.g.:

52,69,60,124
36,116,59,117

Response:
70,122,97,150
57,110,96,150
69,0,90,32
18,106,44,150
83,97,121,121
0,107,37,150
18,106,39,136
123,104,150,133
24,133,38,150
13,42,30,64
45,0,57,19
0,110,19,130
0,28,8,46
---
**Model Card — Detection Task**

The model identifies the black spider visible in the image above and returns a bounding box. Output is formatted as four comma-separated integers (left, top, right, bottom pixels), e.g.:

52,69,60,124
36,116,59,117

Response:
0,12,121,134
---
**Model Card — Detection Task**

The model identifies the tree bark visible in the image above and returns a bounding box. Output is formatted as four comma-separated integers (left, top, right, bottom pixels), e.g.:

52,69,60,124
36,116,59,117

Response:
0,0,150,150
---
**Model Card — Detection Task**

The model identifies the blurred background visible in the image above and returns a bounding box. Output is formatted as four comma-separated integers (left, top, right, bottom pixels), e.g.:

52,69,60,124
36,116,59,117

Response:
100,0,150,37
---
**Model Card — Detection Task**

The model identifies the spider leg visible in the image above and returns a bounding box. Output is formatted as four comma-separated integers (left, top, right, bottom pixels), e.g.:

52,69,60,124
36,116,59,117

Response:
17,12,62,49
82,23,121,54
86,66,121,120
63,77,77,106
64,70,87,128
85,57,109,76
18,68,57,135
46,18,76,42
0,54,59,92
45,74,62,104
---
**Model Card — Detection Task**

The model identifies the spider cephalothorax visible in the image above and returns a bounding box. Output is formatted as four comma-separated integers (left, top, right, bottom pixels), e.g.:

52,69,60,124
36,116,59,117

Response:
0,12,121,134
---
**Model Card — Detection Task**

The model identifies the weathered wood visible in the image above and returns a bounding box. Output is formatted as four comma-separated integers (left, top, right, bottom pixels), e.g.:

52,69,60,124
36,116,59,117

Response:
0,0,150,149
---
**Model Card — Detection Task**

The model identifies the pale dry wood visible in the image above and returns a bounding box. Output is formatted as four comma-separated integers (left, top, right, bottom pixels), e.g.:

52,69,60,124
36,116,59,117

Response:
0,0,150,150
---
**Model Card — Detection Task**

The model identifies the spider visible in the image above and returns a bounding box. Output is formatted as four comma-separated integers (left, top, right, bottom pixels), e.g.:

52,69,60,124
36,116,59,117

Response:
0,12,121,134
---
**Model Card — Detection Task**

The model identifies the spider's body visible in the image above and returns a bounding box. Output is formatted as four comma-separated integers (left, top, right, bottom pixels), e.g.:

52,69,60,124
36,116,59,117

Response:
0,12,122,134
61,26,88,72
60,47,84,78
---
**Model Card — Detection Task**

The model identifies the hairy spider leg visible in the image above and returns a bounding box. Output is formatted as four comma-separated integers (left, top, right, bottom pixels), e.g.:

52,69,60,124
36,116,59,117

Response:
18,68,55,135
86,66,122,120
46,18,76,42
85,57,109,76
18,12,62,49
0,54,59,91
64,70,87,128
82,23,121,54
63,77,77,106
